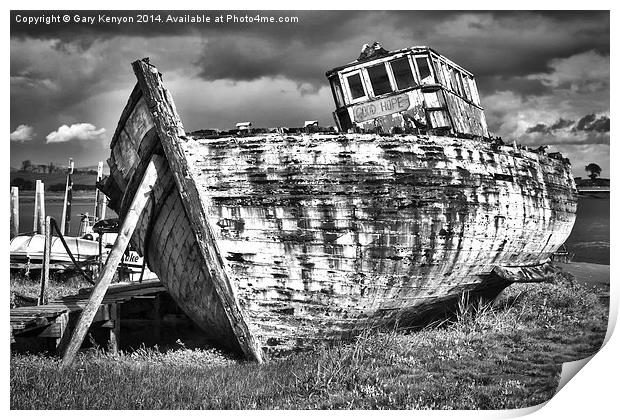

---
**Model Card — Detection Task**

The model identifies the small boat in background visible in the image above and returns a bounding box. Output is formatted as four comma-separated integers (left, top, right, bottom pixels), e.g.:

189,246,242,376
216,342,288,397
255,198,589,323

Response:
9,231,145,275
10,234,101,271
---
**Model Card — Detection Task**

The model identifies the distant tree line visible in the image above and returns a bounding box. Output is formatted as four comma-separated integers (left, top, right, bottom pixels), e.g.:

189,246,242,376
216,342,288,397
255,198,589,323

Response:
11,178,97,191
19,160,98,175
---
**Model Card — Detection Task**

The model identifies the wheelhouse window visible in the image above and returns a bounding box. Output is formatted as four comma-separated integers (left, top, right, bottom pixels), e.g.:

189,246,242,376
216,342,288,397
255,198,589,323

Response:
367,63,393,96
415,56,434,84
450,68,462,96
461,74,472,101
330,77,345,108
455,71,463,95
469,78,481,105
346,73,366,100
431,57,444,86
441,62,452,90
390,57,417,90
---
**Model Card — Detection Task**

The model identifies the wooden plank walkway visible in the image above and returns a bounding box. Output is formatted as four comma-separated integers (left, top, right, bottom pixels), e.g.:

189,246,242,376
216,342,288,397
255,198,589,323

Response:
10,279,166,352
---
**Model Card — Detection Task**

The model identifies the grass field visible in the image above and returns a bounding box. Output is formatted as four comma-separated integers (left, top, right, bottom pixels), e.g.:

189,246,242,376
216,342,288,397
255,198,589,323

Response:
10,270,608,410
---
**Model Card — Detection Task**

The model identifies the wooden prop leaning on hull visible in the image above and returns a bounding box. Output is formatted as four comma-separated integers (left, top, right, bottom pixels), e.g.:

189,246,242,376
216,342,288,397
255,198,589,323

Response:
61,155,167,368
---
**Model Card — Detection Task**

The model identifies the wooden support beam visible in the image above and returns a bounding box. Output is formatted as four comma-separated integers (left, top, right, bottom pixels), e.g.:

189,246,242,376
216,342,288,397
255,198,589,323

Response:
60,155,164,369
55,312,71,354
38,216,51,305
10,187,19,239
132,58,264,363
108,303,120,354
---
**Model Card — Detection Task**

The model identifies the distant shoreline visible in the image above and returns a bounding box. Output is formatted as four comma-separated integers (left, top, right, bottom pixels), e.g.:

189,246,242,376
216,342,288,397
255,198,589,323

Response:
554,261,609,287
14,191,98,202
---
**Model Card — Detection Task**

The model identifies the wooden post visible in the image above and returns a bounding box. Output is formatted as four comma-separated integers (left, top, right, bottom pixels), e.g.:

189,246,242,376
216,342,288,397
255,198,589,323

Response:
98,233,103,273
78,213,90,236
34,181,45,234
10,187,19,239
94,162,105,222
38,216,51,305
99,196,107,221
60,159,74,235
152,295,162,343
60,155,163,369
33,180,40,233
108,303,120,354
55,312,70,354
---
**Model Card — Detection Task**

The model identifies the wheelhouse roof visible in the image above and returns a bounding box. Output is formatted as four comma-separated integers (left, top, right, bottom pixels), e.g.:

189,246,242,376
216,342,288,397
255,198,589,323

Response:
325,45,475,79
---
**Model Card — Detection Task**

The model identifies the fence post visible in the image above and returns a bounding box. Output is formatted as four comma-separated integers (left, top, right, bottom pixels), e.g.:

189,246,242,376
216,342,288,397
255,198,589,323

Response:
10,187,19,239
94,162,105,222
60,159,74,235
33,180,40,233
38,216,52,305
34,180,45,234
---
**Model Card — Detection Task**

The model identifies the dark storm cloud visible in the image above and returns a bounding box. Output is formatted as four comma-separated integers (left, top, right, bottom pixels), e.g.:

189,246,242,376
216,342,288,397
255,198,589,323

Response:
526,123,551,135
573,114,610,133
482,76,550,97
195,10,610,90
550,118,575,131
9,10,610,167
526,117,576,134
522,114,609,148
12,10,609,93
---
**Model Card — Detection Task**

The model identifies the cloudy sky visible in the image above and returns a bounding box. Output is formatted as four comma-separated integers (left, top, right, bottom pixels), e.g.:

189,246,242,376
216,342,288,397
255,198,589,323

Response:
10,10,609,178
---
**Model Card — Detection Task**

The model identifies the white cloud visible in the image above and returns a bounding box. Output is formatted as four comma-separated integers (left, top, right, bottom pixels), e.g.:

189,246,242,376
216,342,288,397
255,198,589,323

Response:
10,124,36,142
45,123,106,144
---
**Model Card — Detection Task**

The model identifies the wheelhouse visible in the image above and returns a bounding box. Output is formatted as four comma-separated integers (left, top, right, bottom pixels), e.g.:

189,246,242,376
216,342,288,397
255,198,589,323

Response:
325,42,489,137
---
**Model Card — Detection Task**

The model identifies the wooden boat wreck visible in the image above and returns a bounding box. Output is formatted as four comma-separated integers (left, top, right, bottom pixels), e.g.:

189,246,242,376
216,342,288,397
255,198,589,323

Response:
99,44,577,362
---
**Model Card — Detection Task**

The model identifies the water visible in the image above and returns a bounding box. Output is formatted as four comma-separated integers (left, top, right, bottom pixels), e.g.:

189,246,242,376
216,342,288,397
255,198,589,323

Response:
564,195,610,265
14,192,117,236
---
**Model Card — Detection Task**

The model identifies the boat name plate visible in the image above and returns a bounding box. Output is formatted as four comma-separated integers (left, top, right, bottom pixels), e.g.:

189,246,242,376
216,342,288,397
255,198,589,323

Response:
352,94,410,122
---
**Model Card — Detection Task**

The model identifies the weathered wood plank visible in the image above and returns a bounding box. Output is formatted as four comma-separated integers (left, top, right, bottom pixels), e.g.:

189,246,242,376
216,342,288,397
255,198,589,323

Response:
60,155,165,368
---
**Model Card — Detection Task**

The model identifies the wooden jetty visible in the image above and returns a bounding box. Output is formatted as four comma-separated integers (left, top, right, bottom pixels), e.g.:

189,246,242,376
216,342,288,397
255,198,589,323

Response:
10,279,166,354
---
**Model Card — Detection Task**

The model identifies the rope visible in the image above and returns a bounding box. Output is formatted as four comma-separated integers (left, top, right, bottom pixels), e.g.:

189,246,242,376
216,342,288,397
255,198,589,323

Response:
49,218,95,285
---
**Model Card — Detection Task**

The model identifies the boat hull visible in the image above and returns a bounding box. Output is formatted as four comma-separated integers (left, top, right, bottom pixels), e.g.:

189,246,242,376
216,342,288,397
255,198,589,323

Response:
184,134,576,353
101,60,577,359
